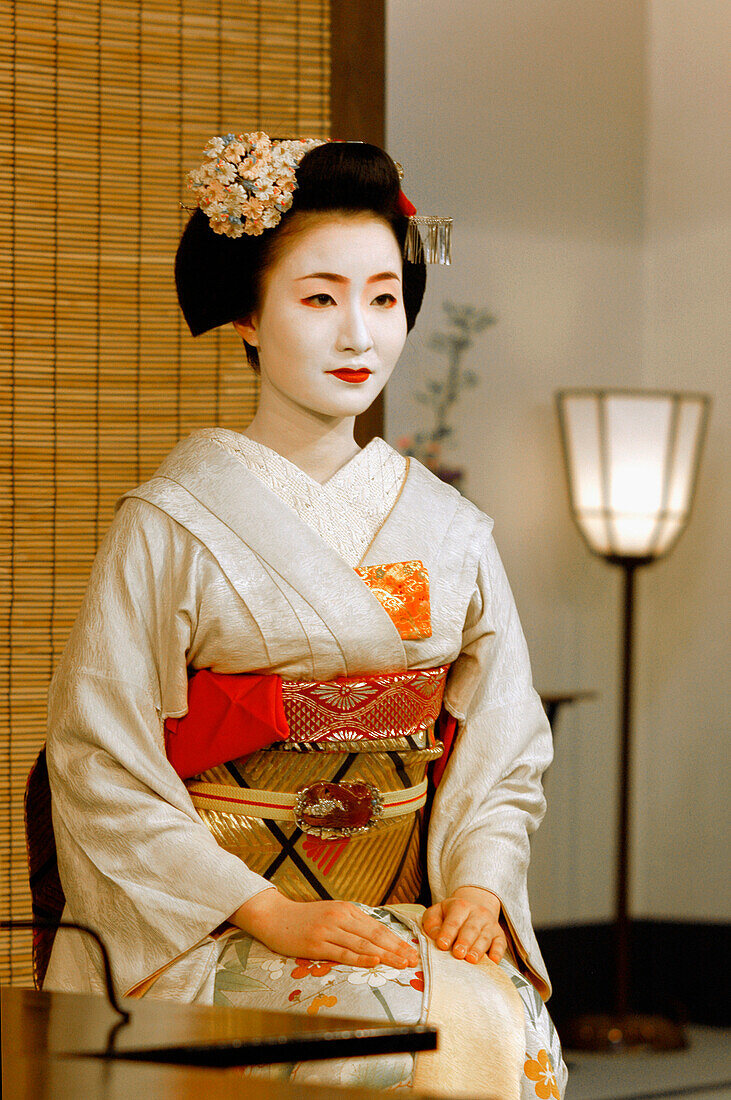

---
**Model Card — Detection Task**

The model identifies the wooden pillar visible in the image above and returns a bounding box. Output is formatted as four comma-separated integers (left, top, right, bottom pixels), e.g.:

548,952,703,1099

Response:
330,0,386,445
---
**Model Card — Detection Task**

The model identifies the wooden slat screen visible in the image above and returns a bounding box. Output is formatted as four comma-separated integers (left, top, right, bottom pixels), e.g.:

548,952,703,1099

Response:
0,0,330,985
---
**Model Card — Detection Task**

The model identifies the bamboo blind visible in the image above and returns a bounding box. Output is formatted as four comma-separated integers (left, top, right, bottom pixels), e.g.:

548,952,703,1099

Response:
0,0,331,986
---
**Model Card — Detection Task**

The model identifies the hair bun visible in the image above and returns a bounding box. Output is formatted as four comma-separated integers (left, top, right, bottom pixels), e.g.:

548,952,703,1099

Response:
291,142,400,216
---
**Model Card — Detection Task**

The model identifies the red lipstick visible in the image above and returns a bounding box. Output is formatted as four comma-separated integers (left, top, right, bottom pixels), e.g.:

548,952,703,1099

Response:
328,368,372,383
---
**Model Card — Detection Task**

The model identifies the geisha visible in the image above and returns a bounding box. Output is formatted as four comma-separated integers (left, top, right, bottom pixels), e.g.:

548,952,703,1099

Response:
43,134,567,1097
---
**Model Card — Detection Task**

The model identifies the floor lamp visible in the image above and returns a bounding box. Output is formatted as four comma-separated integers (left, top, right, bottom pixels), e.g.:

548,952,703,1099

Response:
555,388,711,1051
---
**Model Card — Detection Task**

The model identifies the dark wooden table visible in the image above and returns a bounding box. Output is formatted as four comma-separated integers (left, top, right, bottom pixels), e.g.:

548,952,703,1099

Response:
2,985,440,1099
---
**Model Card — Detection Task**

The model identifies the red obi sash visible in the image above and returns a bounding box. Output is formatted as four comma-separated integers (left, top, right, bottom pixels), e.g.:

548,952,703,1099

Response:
164,673,288,781
165,666,451,781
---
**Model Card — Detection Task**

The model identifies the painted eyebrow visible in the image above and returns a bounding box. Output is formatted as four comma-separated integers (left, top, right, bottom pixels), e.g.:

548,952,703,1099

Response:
295,271,401,284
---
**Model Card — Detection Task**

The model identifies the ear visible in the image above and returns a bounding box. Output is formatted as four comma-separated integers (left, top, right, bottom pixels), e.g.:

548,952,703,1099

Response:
233,316,259,346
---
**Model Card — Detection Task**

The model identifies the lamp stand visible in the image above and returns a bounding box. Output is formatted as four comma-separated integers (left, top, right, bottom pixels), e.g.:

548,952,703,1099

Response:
563,557,686,1052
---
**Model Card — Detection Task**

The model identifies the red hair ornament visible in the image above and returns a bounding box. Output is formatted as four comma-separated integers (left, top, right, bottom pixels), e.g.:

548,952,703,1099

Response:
397,189,417,217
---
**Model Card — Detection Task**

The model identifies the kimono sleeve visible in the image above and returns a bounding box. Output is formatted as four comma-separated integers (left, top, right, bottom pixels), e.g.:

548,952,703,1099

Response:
45,498,273,998
427,524,553,996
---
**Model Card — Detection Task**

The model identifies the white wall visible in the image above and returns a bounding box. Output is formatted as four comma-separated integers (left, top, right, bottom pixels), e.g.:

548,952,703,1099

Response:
385,0,728,925
633,0,730,921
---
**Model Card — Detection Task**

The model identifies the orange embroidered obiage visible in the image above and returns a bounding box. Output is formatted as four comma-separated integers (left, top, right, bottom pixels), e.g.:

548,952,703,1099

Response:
355,560,432,640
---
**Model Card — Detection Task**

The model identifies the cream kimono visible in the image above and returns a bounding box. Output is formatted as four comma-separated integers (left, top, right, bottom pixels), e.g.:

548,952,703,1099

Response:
44,431,562,1094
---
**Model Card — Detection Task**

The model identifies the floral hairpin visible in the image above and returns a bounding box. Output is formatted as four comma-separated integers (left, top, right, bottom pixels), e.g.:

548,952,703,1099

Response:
187,131,452,263
187,131,326,239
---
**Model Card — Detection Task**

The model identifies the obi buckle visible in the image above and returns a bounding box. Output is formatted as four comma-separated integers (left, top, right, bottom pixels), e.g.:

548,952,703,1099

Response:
293,781,384,839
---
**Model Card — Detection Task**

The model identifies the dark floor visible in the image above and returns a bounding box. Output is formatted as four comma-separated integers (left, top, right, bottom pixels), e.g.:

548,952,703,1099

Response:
564,1026,731,1100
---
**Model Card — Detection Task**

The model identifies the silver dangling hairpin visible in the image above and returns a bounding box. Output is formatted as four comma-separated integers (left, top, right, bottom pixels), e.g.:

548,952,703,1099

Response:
394,161,452,265
405,215,453,265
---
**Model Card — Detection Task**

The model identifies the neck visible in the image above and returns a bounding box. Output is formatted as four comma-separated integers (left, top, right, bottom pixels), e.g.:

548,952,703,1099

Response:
243,384,362,484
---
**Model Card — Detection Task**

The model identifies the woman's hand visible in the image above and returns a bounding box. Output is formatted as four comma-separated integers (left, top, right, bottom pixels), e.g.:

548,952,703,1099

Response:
230,889,419,969
422,886,506,965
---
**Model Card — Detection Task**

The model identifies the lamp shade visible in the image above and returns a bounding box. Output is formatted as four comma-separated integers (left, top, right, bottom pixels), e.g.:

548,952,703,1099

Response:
556,389,710,560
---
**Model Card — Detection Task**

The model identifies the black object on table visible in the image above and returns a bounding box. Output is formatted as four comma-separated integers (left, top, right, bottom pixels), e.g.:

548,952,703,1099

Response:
0,917,436,1069
2,985,439,1099
2,984,436,1067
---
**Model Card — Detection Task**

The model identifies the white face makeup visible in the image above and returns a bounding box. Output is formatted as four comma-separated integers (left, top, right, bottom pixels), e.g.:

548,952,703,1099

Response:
234,215,408,420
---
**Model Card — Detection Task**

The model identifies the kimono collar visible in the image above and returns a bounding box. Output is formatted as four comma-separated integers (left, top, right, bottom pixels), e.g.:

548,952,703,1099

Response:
194,430,407,567
119,433,410,677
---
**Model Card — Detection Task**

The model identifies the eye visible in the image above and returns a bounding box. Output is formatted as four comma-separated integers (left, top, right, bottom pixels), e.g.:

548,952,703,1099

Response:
373,293,397,306
305,293,335,306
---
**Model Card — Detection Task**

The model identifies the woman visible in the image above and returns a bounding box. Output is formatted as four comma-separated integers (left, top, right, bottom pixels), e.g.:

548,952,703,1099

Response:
44,134,566,1097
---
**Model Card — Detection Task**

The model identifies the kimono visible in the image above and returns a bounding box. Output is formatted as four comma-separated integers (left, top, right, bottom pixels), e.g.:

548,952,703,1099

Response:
44,430,566,1098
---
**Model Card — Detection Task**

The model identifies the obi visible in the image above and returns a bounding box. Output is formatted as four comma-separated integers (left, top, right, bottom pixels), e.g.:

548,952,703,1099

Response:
165,666,453,907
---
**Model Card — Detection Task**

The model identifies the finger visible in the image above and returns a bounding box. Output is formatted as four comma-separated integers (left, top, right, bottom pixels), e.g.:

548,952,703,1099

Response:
313,907,416,968
327,945,382,968
451,917,497,960
434,901,471,951
361,925,420,968
421,904,444,938
336,914,419,967
463,929,494,965
487,931,507,964
349,913,419,967
330,930,415,969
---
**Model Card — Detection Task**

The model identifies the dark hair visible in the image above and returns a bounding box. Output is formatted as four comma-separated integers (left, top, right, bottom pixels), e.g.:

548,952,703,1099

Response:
175,141,427,366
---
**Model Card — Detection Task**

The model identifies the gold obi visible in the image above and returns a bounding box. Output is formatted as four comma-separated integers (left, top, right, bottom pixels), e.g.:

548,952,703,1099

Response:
187,666,449,906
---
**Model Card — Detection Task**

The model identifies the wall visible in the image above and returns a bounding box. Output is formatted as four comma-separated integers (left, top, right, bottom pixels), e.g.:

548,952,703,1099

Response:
633,0,730,921
386,0,727,925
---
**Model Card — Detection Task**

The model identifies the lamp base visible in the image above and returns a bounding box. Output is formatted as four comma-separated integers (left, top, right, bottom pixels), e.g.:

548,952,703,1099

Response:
563,1013,687,1052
